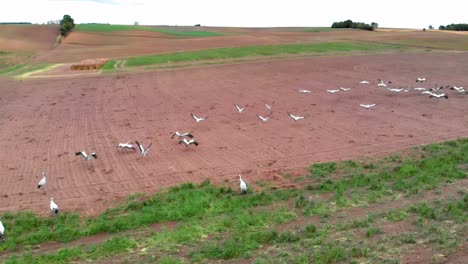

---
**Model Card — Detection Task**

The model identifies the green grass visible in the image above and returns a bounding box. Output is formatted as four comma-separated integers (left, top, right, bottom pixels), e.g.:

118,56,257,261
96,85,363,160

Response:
1,139,467,263
111,42,404,68
75,24,222,36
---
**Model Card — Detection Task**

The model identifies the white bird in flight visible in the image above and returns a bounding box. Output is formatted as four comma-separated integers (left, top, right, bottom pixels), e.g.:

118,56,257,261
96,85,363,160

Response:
360,104,376,109
298,89,312,93
256,114,271,122
359,81,370,84
288,113,307,121
37,172,47,189
416,77,426,82
265,101,275,111
171,131,194,139
340,87,352,91
50,197,59,215
239,175,247,194
326,89,340,93
387,88,405,93
179,138,199,147
429,93,448,99
75,151,97,161
117,142,135,150
377,79,392,87
234,104,247,113
135,141,152,157
191,113,207,123
414,87,426,91
450,86,466,93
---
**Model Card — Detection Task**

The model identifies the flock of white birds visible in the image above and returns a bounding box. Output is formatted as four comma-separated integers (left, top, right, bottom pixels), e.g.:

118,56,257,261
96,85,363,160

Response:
0,76,466,241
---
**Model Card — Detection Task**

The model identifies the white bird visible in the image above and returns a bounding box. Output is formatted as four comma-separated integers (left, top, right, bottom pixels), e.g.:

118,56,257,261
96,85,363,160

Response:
171,131,194,139
50,197,59,215
256,114,271,122
265,101,275,111
37,172,47,189
191,113,207,123
429,85,445,93
179,138,199,147
450,86,466,93
359,81,370,84
288,113,307,121
360,104,376,109
416,77,426,82
135,141,152,157
326,89,340,93
429,93,448,99
414,87,427,91
340,87,352,91
117,142,135,150
387,88,405,93
234,104,247,113
298,89,312,93
377,79,392,87
0,218,4,240
239,175,247,194
421,91,432,95
75,151,97,161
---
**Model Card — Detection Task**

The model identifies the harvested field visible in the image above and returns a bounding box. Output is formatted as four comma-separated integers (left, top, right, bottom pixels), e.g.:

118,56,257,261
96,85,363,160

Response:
0,52,467,217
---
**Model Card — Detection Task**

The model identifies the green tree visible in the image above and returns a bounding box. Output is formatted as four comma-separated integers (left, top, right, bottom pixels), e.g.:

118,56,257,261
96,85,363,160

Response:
429,25,433,30
59,14,75,36
371,22,379,29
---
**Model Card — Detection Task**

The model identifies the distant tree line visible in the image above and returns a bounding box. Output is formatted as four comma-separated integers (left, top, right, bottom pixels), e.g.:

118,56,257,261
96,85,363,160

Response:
331,20,378,31
0,22,32,24
59,15,75,36
439,23,468,31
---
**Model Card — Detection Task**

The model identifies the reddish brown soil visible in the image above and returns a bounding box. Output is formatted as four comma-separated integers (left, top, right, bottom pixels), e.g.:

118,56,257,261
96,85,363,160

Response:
0,24,59,52
32,27,468,63
0,52,467,216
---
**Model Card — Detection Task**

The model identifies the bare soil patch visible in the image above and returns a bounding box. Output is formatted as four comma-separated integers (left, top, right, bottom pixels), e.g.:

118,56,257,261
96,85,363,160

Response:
0,52,467,217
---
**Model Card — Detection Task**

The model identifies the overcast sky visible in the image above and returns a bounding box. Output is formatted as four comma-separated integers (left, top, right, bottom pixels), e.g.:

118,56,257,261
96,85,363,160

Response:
2,0,467,28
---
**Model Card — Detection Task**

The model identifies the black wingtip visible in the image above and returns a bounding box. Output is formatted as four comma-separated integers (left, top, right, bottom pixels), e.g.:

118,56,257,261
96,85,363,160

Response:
188,133,194,138
75,152,81,156
92,153,97,159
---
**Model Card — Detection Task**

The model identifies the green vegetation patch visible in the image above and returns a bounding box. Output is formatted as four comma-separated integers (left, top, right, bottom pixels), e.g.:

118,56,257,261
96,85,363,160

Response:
113,42,404,68
75,24,222,36
1,139,466,263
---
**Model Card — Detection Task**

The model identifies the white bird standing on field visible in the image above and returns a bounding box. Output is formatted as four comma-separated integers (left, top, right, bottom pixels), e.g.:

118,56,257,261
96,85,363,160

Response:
135,141,152,157
50,197,59,215
179,138,199,147
234,104,247,113
288,113,307,121
416,77,426,82
298,89,312,93
239,175,247,194
326,89,340,93
360,104,376,109
191,113,207,123
171,131,194,139
0,218,4,240
117,142,135,150
37,172,47,189
75,151,97,161
359,81,370,84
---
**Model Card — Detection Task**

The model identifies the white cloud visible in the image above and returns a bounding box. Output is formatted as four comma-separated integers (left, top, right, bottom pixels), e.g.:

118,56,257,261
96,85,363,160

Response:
1,0,467,28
